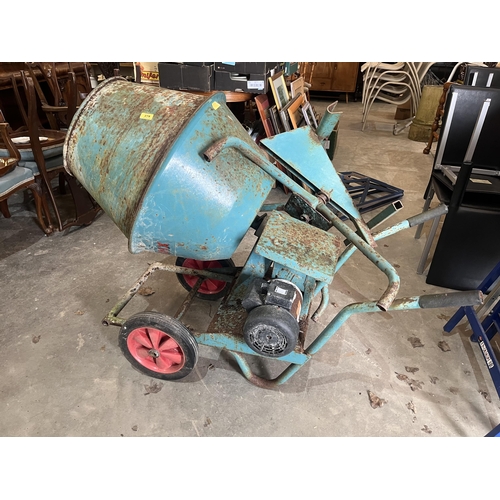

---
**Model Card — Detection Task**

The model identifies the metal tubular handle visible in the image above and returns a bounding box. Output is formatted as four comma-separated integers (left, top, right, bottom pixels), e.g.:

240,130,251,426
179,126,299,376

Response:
230,288,485,389
204,137,402,311
203,137,319,207
307,290,484,358
336,204,450,274
317,202,400,311
418,290,484,309
407,203,448,228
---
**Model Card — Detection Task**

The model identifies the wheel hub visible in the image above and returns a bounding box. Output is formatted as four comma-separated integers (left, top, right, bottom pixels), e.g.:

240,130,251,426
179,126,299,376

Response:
126,326,186,374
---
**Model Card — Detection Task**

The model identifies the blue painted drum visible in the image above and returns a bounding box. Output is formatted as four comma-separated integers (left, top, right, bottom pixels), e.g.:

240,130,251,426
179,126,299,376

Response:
63,77,275,260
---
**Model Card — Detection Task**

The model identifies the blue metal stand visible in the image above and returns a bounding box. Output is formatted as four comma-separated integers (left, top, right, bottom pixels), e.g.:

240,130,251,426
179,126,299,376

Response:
338,171,404,214
444,260,500,399
485,423,500,437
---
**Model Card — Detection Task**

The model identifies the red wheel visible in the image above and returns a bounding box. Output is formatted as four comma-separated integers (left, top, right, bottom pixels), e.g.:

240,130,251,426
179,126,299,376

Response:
119,312,198,380
175,257,234,301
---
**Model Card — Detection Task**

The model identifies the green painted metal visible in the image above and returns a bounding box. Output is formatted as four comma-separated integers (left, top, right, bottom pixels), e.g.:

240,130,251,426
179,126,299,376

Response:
64,78,275,260
260,127,360,217
255,211,342,283
335,204,450,273
63,78,486,388
195,333,310,364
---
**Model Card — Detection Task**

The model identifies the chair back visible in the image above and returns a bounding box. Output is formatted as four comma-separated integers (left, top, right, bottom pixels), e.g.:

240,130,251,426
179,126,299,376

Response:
464,65,500,89
435,85,500,172
0,121,21,177
24,62,78,129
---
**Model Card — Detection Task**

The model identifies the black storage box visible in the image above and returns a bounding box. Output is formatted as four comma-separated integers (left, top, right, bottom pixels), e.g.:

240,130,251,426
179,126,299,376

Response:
181,62,214,67
215,62,278,73
214,70,271,93
158,62,214,91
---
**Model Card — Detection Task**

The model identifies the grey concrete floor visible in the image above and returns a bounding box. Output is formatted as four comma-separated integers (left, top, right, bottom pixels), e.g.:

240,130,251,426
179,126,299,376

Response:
1,98,499,438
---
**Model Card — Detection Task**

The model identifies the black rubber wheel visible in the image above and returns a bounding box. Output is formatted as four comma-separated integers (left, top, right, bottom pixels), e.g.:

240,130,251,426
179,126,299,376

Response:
175,257,234,301
119,311,198,380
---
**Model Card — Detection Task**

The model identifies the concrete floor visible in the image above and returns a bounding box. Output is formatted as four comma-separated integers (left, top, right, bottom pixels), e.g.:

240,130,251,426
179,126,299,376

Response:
1,98,499,438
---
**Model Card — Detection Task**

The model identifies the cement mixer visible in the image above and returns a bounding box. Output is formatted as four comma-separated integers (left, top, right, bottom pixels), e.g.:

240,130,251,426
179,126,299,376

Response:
63,77,482,388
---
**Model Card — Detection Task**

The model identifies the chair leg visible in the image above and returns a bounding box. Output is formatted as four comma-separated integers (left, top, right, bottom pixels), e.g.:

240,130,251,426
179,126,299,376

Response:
33,177,56,230
58,172,66,195
62,173,102,228
416,214,441,275
39,171,64,231
27,182,53,234
0,199,11,218
414,185,435,239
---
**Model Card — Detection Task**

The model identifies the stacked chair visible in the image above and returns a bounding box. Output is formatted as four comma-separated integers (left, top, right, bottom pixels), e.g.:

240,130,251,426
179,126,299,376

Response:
464,64,500,87
423,62,492,154
361,62,434,132
0,116,51,232
0,63,101,234
414,82,500,290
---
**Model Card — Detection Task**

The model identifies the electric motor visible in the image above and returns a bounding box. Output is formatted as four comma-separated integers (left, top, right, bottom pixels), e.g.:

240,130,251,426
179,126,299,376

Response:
242,279,303,357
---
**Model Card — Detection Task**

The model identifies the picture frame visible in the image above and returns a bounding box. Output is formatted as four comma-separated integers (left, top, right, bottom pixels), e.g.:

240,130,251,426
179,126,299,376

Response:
301,101,318,128
290,76,305,100
269,71,289,110
279,108,291,132
254,94,276,138
269,105,282,134
279,94,303,131
287,93,305,129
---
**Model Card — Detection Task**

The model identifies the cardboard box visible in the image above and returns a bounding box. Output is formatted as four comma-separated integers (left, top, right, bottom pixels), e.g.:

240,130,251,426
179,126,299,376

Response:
215,62,278,74
158,62,214,91
135,62,159,85
214,70,270,93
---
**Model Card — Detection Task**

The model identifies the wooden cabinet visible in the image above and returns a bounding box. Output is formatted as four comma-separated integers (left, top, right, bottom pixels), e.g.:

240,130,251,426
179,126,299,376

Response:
308,62,360,101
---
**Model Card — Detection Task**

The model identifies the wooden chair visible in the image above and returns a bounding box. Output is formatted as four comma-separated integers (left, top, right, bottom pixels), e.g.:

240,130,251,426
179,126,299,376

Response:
68,62,92,105
24,62,78,130
299,62,316,102
2,71,101,232
4,72,67,228
0,121,51,233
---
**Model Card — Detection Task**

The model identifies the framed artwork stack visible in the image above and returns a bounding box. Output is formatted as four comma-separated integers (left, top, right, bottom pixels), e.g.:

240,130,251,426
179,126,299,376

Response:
268,71,321,133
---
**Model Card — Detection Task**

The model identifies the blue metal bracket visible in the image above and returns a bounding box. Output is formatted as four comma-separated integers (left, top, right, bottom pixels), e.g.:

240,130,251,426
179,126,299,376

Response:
485,423,500,437
444,260,500,399
260,127,375,246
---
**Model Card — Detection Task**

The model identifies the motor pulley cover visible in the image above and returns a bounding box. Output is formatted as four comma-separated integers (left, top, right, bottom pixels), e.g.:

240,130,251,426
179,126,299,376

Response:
242,279,303,357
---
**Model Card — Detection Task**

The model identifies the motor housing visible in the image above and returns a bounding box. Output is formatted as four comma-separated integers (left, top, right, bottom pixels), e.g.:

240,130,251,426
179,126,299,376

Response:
242,279,303,357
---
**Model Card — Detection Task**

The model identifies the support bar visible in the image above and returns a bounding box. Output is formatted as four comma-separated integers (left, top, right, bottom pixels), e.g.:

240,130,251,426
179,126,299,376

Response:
317,201,400,311
336,204,449,274
102,262,238,327
231,290,483,389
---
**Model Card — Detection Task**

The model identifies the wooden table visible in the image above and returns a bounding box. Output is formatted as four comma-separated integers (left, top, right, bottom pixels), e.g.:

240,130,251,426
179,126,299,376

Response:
181,90,256,122
181,90,255,103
